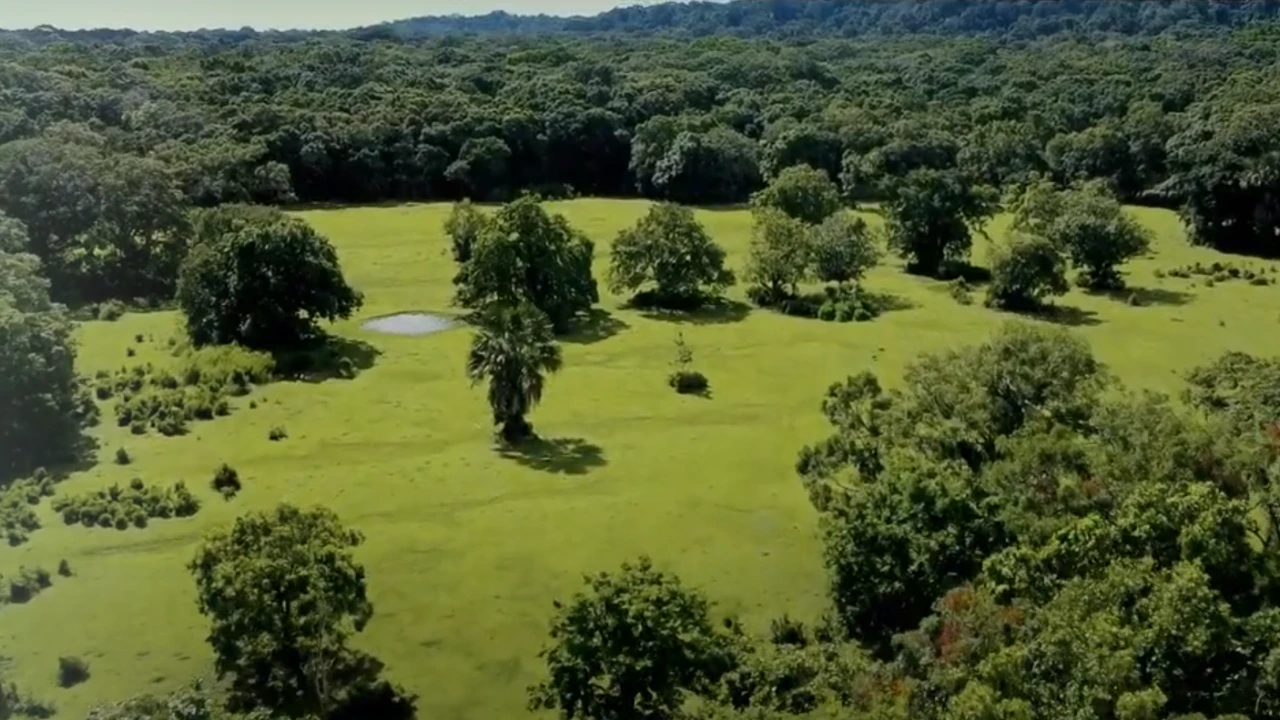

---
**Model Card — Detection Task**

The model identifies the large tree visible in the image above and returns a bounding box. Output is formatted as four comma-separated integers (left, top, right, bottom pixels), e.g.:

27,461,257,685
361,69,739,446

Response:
188,504,397,718
177,213,363,349
1012,180,1151,290
985,233,1070,311
466,302,564,444
807,212,879,287
608,203,734,307
529,557,733,720
453,196,598,334
882,169,997,277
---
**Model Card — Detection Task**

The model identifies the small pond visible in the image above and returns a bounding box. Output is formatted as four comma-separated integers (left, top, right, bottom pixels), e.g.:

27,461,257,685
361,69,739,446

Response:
362,313,459,336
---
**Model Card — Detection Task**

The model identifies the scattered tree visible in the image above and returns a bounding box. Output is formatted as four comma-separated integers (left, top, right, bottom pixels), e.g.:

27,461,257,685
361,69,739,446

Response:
882,169,998,277
443,199,491,263
453,196,598,334
177,214,363,349
188,504,400,718
1012,180,1151,290
466,303,564,443
807,212,879,286
608,203,734,307
745,209,811,305
985,233,1070,310
529,557,733,720
668,333,710,395
750,165,843,225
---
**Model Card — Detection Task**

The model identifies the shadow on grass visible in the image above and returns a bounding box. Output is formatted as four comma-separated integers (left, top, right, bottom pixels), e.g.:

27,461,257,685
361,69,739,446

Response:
637,298,752,326
1026,304,1103,327
273,335,383,383
563,308,630,345
1097,286,1194,307
864,291,916,315
499,437,607,476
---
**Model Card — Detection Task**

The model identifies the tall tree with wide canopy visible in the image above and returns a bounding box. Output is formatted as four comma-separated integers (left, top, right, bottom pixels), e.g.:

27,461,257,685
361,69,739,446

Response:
608,203,734,307
453,196,598,334
882,169,998,277
188,504,407,718
466,302,564,443
750,164,843,225
177,211,363,349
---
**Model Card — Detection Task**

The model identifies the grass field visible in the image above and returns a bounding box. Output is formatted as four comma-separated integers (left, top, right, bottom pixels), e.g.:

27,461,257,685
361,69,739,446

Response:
3,199,1279,720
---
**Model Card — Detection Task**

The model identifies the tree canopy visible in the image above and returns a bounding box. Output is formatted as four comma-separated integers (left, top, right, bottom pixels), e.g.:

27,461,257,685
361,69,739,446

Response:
176,207,363,349
608,203,734,307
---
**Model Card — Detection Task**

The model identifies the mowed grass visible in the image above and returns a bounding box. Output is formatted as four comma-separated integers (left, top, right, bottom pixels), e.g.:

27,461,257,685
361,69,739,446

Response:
3,199,1280,719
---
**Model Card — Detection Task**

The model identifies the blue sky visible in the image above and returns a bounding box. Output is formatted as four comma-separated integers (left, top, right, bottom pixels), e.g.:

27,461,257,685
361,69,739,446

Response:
0,0,685,31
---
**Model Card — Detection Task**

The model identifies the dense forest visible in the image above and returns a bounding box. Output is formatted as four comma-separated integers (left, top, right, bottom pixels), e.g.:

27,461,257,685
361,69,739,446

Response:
4,3,1280,720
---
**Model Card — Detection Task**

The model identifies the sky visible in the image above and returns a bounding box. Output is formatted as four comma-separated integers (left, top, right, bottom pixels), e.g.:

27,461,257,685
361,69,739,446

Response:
0,0,681,32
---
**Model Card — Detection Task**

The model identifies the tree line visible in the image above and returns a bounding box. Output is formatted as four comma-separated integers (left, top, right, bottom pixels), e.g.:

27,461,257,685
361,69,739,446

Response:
1,0,1279,276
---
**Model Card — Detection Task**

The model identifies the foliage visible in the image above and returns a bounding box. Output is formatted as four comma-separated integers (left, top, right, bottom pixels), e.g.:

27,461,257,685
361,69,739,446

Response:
609,203,734,307
466,302,564,444
83,683,223,720
745,209,811,306
443,199,491,264
984,233,1069,311
807,213,879,286
668,333,710,396
103,348,272,437
750,165,843,226
0,287,95,481
882,169,998,277
177,212,363,349
1012,180,1152,290
212,464,242,499
3,566,53,605
189,504,399,718
268,426,288,442
529,557,734,720
0,472,54,547
51,480,200,529
453,196,598,334
57,657,90,688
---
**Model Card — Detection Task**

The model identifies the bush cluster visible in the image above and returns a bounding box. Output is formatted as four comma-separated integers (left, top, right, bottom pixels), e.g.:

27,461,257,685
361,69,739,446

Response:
96,346,273,437
0,469,55,546
0,681,55,720
751,285,881,323
57,657,90,688
3,566,52,604
1163,260,1277,285
668,370,710,395
52,480,200,531
211,464,242,499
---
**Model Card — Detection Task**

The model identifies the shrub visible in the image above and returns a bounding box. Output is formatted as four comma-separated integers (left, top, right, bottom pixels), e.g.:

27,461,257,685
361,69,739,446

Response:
97,300,125,322
114,447,131,465
126,347,136,358
268,426,288,442
1251,276,1272,286
949,278,974,305
57,657,90,688
94,384,113,401
114,515,129,531
8,569,42,603
33,567,51,588
668,370,710,395
134,333,145,343
57,559,71,577
52,480,202,530
212,464,242,498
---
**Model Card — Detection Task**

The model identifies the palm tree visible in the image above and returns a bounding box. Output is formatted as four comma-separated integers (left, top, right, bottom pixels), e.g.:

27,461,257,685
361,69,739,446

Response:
466,302,564,443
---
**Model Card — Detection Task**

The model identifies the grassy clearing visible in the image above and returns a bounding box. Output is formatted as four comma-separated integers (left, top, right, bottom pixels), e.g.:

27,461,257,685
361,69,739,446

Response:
2,199,1279,719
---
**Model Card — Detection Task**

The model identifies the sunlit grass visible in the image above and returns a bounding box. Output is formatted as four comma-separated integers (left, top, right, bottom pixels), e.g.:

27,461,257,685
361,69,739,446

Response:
3,199,1278,719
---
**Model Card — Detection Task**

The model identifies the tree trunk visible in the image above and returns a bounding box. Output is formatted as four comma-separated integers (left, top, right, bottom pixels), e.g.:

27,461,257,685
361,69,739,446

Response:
500,415,534,444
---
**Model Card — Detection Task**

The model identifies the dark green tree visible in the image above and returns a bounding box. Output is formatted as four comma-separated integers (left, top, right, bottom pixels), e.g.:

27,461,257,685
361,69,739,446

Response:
745,209,810,305
882,169,997,277
984,233,1069,311
529,557,733,720
189,504,392,718
608,203,734,307
453,196,598,334
807,213,879,286
750,165,843,225
177,215,363,349
443,199,491,264
1012,180,1151,290
466,302,564,443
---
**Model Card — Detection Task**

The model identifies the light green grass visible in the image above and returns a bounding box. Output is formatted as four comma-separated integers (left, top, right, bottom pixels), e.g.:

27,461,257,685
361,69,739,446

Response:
3,199,1279,719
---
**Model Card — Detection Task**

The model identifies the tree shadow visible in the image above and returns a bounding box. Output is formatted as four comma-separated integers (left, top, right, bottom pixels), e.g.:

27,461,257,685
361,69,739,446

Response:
563,308,630,345
638,298,752,326
498,437,607,476
1096,286,1194,307
864,291,916,315
273,335,382,383
1024,304,1103,327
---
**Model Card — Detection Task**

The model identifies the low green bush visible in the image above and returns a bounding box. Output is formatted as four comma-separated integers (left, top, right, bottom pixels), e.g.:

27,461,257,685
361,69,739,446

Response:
57,559,71,577
57,657,90,688
52,480,201,531
96,300,126,322
268,426,288,442
5,566,51,603
212,464,242,499
0,473,54,547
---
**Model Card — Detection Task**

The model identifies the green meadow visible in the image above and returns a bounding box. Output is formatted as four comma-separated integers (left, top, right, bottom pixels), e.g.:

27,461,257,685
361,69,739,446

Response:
3,199,1279,720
